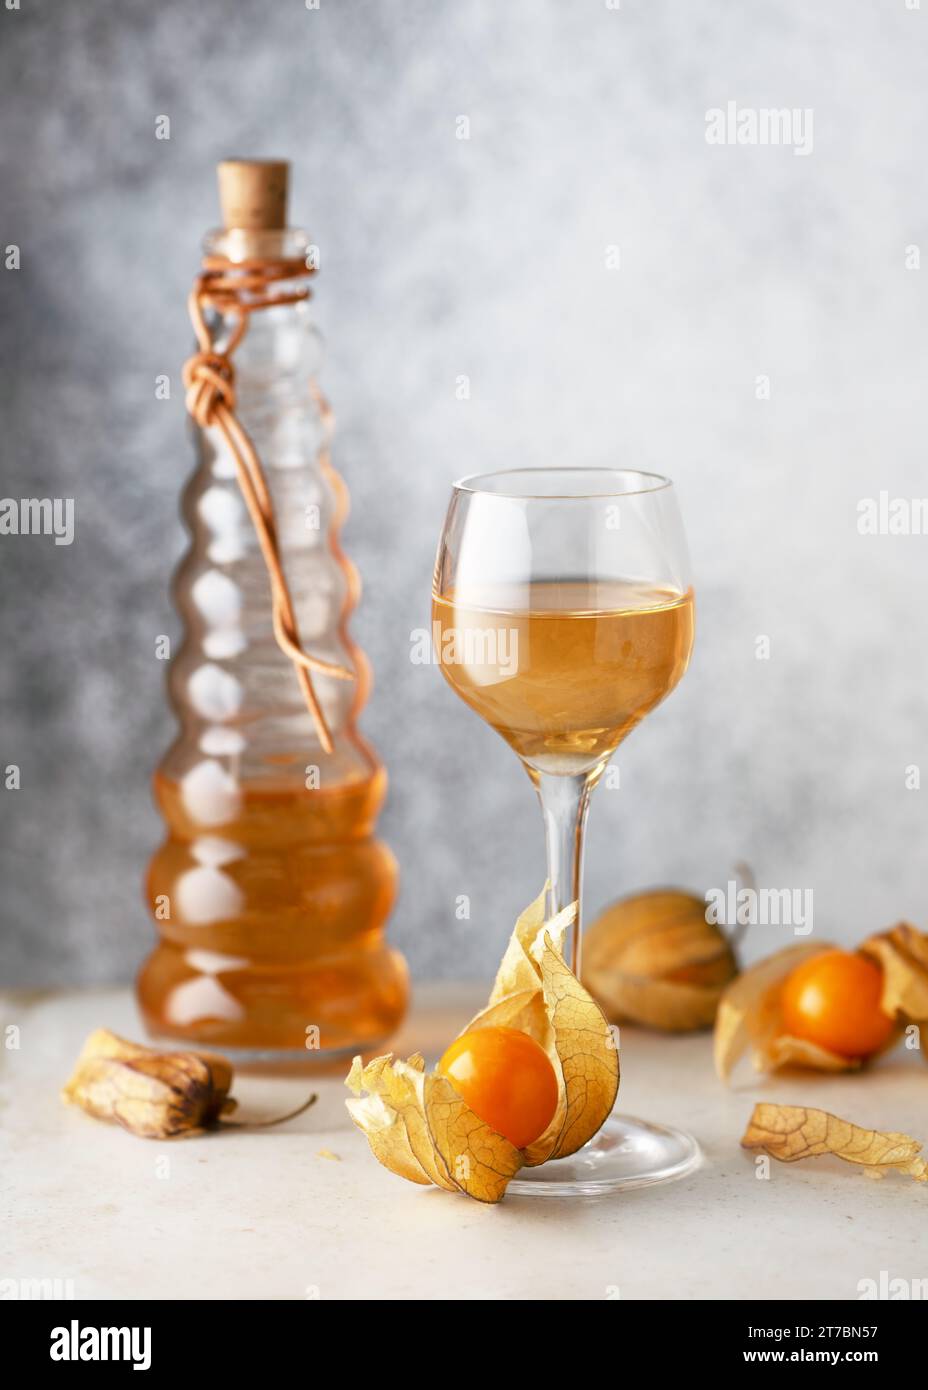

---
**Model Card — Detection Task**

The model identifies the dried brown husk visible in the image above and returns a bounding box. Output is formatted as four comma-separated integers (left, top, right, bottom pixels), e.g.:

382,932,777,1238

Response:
62,1029,317,1139
62,1029,236,1137
741,1103,928,1182
346,889,620,1202
582,889,739,1033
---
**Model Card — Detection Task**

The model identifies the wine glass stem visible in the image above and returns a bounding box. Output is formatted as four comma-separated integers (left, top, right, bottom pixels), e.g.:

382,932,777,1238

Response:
534,771,593,974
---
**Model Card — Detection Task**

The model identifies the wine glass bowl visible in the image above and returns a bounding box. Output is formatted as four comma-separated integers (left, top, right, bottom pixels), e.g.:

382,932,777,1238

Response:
433,469,693,779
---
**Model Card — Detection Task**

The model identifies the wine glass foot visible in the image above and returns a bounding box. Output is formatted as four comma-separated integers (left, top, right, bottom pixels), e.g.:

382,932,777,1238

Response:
507,1113,701,1197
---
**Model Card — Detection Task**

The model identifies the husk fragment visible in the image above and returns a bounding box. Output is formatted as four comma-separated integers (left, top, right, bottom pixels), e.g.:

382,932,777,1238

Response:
741,1103,928,1182
861,923,928,1047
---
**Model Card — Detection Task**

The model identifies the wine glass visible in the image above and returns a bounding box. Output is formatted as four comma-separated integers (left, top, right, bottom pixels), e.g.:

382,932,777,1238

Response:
432,467,699,1195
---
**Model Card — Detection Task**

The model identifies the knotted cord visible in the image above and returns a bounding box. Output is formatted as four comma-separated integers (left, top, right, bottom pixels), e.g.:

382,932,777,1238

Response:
182,255,353,754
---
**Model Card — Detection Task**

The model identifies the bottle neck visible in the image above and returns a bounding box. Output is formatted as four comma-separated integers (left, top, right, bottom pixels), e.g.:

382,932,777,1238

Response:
203,225,314,267
196,226,321,374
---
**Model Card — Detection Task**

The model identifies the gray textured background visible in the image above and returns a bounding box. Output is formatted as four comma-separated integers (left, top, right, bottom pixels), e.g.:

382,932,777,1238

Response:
2,0,927,988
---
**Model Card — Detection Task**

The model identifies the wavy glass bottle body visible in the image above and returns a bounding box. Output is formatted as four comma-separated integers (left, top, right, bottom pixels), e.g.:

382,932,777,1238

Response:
138,230,408,1057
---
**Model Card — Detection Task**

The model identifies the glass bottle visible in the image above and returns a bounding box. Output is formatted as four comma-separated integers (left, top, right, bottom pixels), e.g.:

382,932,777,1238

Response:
137,161,408,1058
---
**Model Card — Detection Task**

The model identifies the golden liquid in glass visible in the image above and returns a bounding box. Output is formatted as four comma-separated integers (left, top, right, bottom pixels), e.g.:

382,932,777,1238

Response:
432,579,694,774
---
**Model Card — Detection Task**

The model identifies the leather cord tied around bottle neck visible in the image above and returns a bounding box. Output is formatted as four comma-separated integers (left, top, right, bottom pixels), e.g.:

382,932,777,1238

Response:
182,255,353,755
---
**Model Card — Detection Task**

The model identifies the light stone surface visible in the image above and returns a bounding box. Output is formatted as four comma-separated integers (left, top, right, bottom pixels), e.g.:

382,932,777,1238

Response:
2,985,925,1301
2,1,928,988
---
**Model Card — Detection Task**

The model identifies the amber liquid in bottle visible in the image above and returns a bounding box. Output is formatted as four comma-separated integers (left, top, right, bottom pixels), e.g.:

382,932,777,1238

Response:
432,579,695,774
139,455,408,1059
143,761,405,1054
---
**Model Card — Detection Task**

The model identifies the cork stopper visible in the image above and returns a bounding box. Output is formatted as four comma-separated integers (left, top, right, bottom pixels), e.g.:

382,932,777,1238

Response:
217,159,289,231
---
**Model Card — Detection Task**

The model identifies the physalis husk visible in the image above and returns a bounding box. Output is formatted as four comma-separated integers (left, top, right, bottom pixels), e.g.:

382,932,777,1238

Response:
345,889,620,1202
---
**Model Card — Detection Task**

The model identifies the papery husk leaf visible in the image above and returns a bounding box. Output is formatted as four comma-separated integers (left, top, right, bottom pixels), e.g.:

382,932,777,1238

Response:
713,942,834,1082
62,1028,235,1138
861,923,928,1024
423,1073,523,1202
345,1053,456,1190
461,988,550,1040
741,1103,928,1182
761,1034,861,1073
481,888,572,1014
587,891,727,975
523,933,620,1165
591,973,723,1032
461,891,572,1048
583,890,738,1033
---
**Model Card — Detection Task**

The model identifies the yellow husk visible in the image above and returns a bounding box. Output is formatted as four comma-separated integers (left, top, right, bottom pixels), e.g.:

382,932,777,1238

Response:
741,1103,928,1182
713,941,856,1081
346,889,620,1202
716,922,928,1082
582,890,738,1032
861,923,928,1047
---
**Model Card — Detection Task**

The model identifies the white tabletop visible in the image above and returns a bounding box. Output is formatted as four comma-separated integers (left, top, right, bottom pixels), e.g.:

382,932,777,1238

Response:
2,984,924,1301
